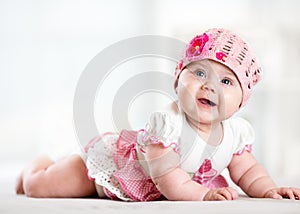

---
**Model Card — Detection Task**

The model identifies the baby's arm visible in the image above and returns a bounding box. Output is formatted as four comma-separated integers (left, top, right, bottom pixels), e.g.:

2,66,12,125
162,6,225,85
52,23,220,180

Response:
228,151,300,199
145,144,238,201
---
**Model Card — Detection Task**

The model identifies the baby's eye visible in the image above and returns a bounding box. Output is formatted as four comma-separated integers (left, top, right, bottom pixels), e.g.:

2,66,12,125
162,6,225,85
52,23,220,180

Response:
195,70,206,78
221,78,232,85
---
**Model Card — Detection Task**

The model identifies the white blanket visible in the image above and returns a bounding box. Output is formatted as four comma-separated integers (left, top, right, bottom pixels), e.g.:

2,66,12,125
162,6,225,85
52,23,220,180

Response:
2,164,300,214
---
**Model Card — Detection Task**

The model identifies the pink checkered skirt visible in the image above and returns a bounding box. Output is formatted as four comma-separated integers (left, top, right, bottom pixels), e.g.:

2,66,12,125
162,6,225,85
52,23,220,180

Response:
85,130,162,201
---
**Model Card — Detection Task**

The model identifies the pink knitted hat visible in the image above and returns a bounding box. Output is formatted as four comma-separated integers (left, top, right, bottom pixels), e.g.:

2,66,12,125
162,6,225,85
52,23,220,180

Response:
174,28,262,107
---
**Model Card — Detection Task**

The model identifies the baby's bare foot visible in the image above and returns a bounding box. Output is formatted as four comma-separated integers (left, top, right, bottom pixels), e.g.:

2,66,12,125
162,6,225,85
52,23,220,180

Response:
15,172,24,194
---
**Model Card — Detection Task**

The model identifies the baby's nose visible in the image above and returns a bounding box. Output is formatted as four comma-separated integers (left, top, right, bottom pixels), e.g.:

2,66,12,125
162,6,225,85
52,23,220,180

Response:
201,79,217,93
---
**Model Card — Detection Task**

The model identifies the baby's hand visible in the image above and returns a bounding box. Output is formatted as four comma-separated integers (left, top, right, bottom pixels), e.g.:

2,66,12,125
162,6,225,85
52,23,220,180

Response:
203,187,238,201
264,187,300,200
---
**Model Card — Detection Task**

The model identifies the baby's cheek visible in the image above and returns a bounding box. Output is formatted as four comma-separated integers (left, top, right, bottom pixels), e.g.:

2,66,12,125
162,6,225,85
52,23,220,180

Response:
223,97,241,117
177,86,191,102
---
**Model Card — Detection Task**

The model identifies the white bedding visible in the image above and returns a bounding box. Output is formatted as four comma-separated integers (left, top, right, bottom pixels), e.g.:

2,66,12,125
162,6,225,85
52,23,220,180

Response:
2,164,300,214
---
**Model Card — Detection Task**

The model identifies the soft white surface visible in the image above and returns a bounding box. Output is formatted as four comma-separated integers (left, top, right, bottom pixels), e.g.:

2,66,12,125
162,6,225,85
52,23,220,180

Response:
2,164,300,214
3,188,300,214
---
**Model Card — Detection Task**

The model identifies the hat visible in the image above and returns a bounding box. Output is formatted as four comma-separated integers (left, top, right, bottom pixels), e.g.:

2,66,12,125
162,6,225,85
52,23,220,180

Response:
174,28,262,107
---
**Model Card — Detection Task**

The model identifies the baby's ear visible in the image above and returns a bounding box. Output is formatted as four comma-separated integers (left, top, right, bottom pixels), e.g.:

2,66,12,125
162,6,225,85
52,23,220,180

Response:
173,80,179,94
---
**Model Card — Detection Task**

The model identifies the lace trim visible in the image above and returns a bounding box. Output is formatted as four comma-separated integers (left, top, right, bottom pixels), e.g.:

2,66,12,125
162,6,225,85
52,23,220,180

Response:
136,129,179,153
234,144,252,156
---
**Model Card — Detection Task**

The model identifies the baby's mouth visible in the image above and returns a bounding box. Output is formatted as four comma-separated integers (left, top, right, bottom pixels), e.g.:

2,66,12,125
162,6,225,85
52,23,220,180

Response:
198,98,217,107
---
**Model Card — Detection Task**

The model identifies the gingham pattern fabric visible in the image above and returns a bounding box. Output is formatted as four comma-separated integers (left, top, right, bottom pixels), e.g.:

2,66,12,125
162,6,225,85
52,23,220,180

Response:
112,130,162,201
85,130,162,201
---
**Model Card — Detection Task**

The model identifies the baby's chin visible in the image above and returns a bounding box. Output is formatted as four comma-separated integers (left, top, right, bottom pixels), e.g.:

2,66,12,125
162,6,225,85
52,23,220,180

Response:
185,112,221,125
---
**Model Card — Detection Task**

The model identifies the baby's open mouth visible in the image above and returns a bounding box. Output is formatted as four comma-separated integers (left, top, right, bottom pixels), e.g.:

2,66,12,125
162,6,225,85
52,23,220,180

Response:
198,98,217,107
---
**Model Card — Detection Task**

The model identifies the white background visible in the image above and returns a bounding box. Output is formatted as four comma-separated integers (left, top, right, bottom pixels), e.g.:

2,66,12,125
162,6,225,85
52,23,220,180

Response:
1,0,300,187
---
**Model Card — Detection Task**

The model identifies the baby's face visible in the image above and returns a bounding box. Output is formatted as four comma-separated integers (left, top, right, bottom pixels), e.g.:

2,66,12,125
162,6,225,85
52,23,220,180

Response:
176,59,242,125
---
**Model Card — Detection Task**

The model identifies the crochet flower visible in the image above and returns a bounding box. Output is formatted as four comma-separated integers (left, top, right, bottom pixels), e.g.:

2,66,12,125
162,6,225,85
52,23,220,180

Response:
216,52,227,62
176,59,184,71
186,33,209,58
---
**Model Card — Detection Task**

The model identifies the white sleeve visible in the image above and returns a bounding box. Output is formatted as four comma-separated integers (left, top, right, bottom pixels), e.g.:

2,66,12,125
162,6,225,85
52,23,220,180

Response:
147,112,179,140
231,117,255,155
136,112,181,151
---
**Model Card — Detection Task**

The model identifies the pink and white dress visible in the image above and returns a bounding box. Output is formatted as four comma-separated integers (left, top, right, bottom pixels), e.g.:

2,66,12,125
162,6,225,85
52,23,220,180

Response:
84,109,254,201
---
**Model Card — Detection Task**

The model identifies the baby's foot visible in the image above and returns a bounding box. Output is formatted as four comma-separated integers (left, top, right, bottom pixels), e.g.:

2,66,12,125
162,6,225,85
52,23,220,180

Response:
15,172,24,194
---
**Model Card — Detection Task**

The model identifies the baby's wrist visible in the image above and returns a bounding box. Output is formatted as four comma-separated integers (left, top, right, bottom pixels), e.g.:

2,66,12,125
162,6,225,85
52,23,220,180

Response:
262,187,277,198
202,189,213,201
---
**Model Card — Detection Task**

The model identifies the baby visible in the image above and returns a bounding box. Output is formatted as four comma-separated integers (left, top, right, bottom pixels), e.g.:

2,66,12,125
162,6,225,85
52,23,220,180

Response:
16,28,300,201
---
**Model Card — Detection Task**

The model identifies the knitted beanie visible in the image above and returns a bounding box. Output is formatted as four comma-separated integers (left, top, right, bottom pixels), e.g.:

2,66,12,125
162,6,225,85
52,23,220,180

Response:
174,28,262,107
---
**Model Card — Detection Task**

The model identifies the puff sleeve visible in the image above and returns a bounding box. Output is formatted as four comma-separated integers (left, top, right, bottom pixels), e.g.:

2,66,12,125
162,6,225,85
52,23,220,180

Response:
137,112,181,153
230,117,255,155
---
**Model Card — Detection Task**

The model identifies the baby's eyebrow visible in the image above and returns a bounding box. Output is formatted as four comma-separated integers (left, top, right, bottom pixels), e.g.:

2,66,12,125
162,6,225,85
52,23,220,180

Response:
220,69,236,78
187,63,207,71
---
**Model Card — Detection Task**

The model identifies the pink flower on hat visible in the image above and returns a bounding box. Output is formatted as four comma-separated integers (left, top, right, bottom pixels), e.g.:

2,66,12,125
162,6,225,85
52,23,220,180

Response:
186,33,209,58
216,52,227,62
176,59,184,71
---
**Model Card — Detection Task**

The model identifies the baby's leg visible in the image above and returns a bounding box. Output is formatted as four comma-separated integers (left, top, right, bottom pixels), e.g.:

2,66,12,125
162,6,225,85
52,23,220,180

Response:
15,154,97,198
